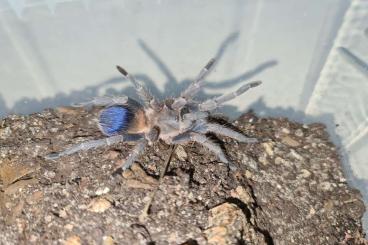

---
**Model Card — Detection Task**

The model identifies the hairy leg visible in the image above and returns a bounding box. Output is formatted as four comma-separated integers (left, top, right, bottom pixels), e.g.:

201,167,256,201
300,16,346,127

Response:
193,122,257,143
181,58,216,99
116,65,159,108
182,111,209,121
171,132,236,170
172,58,216,110
73,96,129,108
199,81,261,111
117,140,147,171
45,134,142,160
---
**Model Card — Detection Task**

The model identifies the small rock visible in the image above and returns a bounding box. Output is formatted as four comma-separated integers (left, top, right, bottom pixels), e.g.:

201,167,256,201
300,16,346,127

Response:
274,157,284,165
245,170,253,179
306,207,316,219
289,149,303,161
103,236,115,245
45,215,52,223
122,169,134,179
87,198,112,213
205,226,227,245
104,150,120,160
59,209,68,219
319,182,332,192
299,169,311,178
95,187,110,196
281,127,290,134
131,163,146,176
295,129,304,137
261,142,274,157
231,186,254,204
258,153,269,166
205,203,267,245
64,224,74,231
64,235,81,245
0,160,35,186
44,170,56,179
281,136,300,147
126,163,158,186
240,154,259,171
324,200,334,210
78,204,87,210
125,179,156,189
27,191,43,204
175,145,188,161
29,234,39,243
275,157,293,168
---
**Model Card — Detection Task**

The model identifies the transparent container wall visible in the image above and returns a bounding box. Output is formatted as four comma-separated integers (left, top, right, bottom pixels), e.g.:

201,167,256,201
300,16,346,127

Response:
1,0,367,230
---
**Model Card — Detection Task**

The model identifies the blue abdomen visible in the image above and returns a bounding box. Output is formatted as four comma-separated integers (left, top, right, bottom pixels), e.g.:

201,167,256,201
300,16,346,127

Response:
98,106,133,136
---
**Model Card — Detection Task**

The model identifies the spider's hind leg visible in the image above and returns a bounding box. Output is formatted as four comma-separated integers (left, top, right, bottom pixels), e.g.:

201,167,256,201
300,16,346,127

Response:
194,122,258,143
72,96,129,108
45,134,142,160
172,132,237,170
115,140,147,171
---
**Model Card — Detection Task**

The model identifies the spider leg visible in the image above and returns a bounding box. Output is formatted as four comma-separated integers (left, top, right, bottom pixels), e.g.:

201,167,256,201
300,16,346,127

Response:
72,96,129,108
116,65,159,108
172,58,216,110
193,122,257,143
181,58,216,99
45,134,142,160
171,132,237,170
182,111,209,121
117,140,147,171
199,81,261,111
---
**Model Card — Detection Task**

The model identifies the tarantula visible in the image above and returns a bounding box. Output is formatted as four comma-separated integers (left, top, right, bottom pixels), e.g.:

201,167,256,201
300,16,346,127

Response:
46,58,261,171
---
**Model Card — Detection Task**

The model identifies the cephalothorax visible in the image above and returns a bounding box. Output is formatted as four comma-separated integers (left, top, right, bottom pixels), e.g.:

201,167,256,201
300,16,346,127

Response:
46,58,261,171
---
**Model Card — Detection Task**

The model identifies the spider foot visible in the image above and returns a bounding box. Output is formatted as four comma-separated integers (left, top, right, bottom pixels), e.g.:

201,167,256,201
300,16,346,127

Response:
240,137,258,143
44,152,61,160
227,161,238,171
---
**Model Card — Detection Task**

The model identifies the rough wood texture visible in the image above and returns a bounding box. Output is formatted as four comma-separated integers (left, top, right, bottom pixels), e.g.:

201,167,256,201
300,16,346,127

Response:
0,108,366,244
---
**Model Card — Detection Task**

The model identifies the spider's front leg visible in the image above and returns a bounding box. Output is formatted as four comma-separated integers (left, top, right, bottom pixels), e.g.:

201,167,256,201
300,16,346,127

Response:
116,65,159,109
172,58,216,110
180,58,216,99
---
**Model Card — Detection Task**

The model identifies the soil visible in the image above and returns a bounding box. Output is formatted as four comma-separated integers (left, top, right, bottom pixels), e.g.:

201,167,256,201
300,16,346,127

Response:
0,107,366,245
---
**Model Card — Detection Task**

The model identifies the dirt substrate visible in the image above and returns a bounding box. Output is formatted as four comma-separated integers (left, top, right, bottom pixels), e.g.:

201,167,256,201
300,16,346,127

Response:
0,107,367,245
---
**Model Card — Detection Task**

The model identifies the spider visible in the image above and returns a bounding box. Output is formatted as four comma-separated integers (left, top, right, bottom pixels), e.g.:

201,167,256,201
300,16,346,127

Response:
46,58,261,171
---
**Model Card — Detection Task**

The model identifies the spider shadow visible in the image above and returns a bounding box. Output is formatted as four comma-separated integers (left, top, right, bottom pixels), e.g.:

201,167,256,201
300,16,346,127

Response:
0,32,277,119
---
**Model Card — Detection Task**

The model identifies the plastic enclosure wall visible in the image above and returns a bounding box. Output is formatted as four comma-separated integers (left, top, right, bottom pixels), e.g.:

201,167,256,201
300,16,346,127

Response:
0,0,367,231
